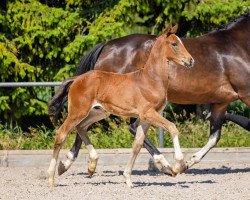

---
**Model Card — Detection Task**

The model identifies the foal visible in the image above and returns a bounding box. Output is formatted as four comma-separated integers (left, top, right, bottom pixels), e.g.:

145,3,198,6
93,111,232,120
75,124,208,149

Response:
47,25,194,188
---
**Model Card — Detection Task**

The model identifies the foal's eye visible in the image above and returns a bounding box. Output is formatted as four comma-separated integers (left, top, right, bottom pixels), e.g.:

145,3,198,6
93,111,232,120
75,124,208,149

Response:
171,42,178,47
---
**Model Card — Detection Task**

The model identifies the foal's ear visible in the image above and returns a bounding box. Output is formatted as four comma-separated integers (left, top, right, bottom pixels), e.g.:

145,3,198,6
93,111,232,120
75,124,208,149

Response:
170,24,178,34
162,23,173,36
162,23,178,37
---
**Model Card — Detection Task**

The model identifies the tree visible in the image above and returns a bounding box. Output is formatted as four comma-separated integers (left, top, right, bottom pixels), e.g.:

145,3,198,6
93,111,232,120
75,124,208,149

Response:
0,0,249,122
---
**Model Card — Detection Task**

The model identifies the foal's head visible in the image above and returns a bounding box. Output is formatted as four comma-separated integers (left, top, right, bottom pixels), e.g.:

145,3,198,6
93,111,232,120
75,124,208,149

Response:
159,24,194,68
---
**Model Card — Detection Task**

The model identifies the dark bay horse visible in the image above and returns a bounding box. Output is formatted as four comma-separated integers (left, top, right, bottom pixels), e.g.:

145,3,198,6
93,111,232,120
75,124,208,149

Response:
48,26,194,187
49,13,250,175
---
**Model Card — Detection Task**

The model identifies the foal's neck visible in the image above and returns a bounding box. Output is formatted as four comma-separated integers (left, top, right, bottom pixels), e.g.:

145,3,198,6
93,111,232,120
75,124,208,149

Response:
142,36,169,81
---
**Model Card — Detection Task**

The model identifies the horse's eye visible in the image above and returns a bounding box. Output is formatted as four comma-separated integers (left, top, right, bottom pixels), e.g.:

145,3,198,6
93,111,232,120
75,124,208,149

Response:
171,42,178,47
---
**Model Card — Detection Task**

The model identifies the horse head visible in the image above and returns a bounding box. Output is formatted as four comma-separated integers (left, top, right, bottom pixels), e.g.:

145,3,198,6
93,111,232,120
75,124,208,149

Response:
160,23,194,68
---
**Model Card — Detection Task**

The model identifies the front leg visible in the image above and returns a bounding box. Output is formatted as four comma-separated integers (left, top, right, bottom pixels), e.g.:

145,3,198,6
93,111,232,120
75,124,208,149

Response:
129,118,174,175
186,103,228,168
140,109,186,175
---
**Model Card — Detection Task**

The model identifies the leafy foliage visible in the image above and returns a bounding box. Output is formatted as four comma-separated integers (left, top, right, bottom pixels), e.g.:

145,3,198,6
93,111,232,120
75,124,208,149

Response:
1,118,250,150
0,0,249,122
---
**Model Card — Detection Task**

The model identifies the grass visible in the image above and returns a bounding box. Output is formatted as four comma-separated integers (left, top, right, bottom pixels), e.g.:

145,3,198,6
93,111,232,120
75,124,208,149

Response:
0,118,250,150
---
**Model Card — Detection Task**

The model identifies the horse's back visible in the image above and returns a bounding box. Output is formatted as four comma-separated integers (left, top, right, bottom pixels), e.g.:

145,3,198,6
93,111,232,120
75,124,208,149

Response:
95,34,156,73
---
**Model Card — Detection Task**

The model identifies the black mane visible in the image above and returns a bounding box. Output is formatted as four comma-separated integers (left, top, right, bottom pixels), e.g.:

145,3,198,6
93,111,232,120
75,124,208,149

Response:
218,12,249,31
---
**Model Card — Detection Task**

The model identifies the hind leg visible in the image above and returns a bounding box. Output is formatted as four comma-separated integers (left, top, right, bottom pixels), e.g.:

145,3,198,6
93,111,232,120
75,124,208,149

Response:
186,103,228,168
76,108,109,176
123,122,147,188
58,133,82,176
58,107,109,176
48,94,94,187
225,113,250,131
47,113,86,187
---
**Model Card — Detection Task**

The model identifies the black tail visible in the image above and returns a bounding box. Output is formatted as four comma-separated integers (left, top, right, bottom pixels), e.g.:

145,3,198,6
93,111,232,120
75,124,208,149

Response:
48,77,75,124
75,42,106,76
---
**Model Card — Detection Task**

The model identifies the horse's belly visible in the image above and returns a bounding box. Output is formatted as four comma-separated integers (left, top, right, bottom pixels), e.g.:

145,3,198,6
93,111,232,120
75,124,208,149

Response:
167,84,238,104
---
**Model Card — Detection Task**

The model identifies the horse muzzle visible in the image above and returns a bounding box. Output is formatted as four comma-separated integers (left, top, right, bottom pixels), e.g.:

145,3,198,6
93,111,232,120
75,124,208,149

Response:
182,57,194,68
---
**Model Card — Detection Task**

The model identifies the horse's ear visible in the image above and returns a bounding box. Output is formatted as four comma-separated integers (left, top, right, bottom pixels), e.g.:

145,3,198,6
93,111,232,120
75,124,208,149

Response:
162,23,173,37
170,24,178,34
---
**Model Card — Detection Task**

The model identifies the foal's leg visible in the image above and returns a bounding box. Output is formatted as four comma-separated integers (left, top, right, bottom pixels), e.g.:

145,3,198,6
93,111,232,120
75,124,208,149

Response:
58,133,82,176
77,130,98,177
186,103,228,168
140,109,186,175
57,107,106,175
123,122,147,188
129,118,174,175
47,113,85,187
58,108,109,176
76,108,109,177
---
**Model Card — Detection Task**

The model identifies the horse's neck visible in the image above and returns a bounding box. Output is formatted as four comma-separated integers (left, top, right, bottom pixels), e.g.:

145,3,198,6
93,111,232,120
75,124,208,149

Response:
225,16,250,40
142,38,169,81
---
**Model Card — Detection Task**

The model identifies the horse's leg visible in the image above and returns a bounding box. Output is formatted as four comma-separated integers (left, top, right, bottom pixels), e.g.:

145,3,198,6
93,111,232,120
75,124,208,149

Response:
123,122,147,188
58,134,82,176
225,113,250,131
47,112,87,187
206,112,250,131
77,130,98,177
186,103,228,168
76,108,109,177
140,109,185,175
57,107,108,176
222,95,250,133
129,118,174,174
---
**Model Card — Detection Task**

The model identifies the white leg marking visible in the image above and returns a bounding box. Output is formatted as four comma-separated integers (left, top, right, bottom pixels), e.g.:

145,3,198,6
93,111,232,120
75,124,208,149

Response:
187,137,217,168
153,154,171,169
124,125,145,188
62,151,75,170
171,134,186,174
172,135,184,161
47,158,57,187
86,144,99,174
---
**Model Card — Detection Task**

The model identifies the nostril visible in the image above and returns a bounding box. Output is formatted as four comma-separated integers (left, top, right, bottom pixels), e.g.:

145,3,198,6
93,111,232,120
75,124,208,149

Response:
190,58,194,66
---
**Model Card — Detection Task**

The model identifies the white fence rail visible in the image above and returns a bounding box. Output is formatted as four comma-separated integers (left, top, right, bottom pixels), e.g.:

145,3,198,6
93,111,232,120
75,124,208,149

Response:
0,82,165,147
0,82,62,87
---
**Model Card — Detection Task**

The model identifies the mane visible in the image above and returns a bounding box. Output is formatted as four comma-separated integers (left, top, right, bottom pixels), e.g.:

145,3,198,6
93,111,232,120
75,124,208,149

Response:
217,12,249,31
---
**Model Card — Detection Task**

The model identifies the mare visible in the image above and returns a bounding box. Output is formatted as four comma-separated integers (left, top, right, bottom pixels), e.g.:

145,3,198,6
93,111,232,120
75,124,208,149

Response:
47,25,194,187
49,13,250,176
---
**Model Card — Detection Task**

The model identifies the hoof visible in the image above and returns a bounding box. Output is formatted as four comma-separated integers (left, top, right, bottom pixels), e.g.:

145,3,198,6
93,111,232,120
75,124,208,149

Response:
88,168,94,177
186,155,200,169
172,160,188,174
161,166,177,177
126,181,134,188
48,178,55,188
58,161,67,176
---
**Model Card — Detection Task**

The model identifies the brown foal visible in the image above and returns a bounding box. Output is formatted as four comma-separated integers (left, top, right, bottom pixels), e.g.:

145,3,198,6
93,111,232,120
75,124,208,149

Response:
47,24,194,188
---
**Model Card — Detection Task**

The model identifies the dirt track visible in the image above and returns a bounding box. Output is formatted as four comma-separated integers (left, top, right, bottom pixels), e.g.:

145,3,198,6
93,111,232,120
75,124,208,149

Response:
1,162,250,200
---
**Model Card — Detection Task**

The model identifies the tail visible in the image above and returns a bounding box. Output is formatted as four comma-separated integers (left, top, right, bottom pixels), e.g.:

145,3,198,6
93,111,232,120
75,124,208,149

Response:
48,77,75,124
75,42,106,76
49,41,106,124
